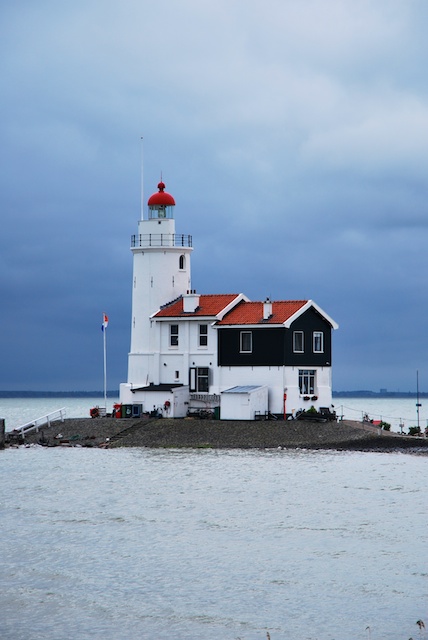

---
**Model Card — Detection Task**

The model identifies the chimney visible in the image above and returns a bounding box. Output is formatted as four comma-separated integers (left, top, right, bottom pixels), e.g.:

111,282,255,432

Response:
183,290,200,313
263,297,272,320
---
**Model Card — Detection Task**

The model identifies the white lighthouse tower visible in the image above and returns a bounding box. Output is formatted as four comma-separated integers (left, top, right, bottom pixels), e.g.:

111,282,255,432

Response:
121,180,193,398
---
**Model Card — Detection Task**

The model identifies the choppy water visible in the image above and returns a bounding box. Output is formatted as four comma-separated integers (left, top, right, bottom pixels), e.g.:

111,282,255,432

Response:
1,445,427,640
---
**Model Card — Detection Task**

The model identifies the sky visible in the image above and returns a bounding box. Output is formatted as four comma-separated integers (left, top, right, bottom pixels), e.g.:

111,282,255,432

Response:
1,0,428,393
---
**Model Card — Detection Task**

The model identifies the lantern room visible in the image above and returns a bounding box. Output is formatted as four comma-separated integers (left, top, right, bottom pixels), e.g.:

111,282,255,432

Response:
147,181,175,219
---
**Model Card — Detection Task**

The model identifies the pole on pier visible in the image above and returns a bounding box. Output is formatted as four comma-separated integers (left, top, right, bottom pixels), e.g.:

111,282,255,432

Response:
102,313,109,409
416,369,421,431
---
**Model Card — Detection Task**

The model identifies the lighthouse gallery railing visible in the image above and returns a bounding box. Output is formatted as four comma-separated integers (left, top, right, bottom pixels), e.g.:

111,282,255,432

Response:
131,234,192,248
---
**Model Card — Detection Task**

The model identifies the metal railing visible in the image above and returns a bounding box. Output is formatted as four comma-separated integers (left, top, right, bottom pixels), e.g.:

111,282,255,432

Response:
8,408,66,436
131,233,192,248
190,394,220,403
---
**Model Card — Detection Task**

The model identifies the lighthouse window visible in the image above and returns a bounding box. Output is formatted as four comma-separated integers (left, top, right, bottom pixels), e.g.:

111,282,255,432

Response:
199,324,208,347
240,331,252,353
313,331,324,353
179,255,185,270
170,324,179,347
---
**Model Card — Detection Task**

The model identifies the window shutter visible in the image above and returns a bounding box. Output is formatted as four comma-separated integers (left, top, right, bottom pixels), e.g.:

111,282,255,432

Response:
189,367,196,392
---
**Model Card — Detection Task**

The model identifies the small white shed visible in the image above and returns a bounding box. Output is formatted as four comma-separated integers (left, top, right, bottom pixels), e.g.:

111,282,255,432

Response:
220,385,268,420
124,384,189,418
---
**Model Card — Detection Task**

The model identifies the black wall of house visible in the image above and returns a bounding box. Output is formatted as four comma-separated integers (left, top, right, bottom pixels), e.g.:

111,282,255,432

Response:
218,327,285,366
285,307,332,367
217,308,332,367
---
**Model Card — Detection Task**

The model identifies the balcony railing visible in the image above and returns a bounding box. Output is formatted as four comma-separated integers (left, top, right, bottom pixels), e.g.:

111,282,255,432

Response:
131,233,192,248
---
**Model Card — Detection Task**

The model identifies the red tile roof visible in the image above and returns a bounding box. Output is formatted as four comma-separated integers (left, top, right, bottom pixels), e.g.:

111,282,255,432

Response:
154,294,240,318
217,300,308,325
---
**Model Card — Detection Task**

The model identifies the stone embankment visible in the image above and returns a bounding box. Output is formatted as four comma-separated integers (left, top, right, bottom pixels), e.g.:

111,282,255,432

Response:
15,416,428,452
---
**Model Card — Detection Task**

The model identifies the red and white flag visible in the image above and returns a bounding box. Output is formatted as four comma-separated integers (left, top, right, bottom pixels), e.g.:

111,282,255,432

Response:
101,313,109,331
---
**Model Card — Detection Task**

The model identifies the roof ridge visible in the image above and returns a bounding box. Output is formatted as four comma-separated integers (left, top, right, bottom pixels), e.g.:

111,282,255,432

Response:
198,292,239,297
159,294,183,310
239,299,308,304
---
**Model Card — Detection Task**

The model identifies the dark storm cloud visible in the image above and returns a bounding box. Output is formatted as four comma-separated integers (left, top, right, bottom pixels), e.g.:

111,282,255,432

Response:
1,0,428,391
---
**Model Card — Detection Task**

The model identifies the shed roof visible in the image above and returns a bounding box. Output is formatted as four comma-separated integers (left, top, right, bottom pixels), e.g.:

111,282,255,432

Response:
221,385,266,394
131,383,183,393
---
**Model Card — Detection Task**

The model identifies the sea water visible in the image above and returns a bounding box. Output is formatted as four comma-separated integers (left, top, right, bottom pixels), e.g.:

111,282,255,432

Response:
1,397,427,640
1,446,427,640
334,397,427,432
0,396,120,431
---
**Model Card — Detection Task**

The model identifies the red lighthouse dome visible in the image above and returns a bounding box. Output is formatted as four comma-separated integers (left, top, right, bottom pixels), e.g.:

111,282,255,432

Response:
147,181,175,207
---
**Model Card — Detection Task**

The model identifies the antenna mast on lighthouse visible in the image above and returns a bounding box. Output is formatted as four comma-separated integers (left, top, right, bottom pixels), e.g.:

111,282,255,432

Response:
140,136,144,219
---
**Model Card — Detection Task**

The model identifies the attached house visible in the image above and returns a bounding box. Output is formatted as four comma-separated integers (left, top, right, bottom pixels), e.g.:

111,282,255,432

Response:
119,179,338,419
215,298,338,417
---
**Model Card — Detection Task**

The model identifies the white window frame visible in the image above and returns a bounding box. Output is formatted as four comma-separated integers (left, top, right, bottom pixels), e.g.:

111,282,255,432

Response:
293,331,304,353
169,324,179,348
240,331,252,353
313,331,324,353
299,369,316,395
199,324,208,347
189,367,210,392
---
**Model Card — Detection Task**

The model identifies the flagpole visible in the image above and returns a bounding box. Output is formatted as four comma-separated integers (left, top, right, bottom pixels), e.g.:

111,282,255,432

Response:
103,314,107,409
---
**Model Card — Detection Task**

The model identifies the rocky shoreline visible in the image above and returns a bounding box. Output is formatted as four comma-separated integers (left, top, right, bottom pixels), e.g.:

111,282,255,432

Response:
12,416,428,452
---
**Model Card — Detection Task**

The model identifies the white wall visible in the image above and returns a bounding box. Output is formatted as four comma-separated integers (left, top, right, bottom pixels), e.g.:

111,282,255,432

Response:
157,319,217,387
127,214,192,388
214,366,333,415
221,386,268,420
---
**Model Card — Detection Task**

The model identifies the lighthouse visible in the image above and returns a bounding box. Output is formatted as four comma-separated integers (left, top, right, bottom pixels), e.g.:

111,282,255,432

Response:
119,173,338,419
124,180,193,390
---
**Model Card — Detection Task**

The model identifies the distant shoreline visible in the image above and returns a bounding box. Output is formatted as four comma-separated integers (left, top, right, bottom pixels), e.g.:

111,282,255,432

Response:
1,390,427,398
333,391,428,398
